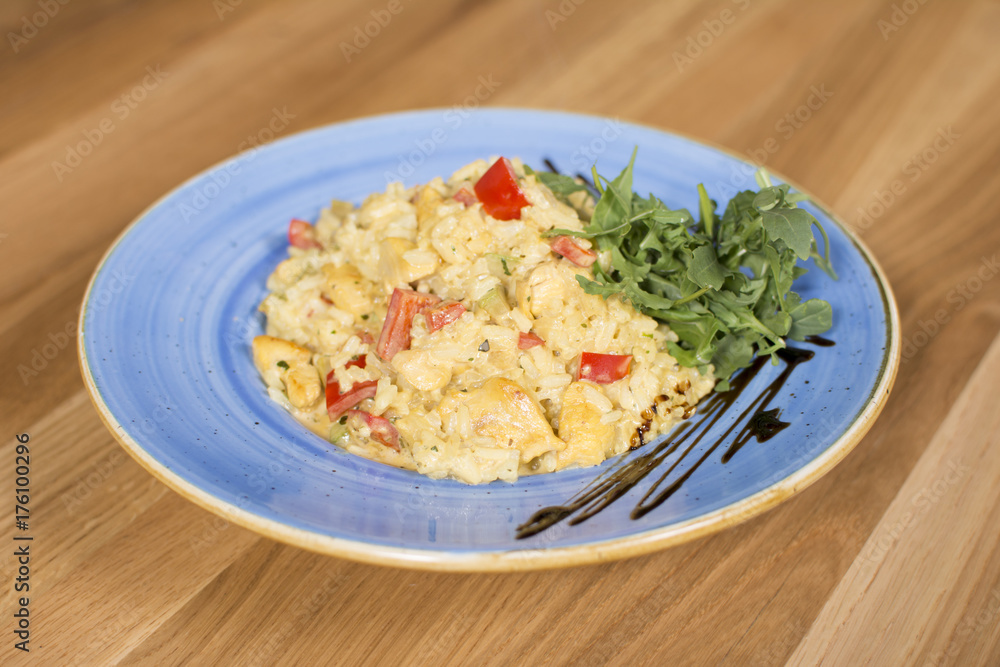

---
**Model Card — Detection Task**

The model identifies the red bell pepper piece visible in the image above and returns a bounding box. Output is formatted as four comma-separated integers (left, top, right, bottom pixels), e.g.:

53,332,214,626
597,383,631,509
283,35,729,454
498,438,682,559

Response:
473,157,531,221
518,332,545,349
424,301,466,332
453,187,477,207
376,288,441,361
550,235,596,268
345,354,367,370
326,372,379,420
577,352,632,384
346,409,400,451
288,218,322,250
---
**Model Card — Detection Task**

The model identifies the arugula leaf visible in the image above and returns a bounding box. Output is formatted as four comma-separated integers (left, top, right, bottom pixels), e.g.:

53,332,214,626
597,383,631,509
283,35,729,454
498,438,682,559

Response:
588,147,636,240
787,298,833,341
543,149,836,390
761,208,815,260
687,245,728,291
524,165,590,198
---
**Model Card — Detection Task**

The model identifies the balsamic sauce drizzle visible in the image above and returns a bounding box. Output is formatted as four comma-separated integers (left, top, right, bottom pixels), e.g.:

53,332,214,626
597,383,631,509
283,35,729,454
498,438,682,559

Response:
515,344,822,539
804,335,836,347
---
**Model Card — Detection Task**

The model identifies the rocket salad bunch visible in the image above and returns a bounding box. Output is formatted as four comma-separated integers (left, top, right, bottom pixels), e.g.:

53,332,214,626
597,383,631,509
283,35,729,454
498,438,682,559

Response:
531,150,837,391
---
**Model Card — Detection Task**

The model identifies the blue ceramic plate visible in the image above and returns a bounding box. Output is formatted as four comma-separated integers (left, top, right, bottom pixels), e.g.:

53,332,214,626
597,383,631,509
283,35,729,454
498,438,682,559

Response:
79,109,899,571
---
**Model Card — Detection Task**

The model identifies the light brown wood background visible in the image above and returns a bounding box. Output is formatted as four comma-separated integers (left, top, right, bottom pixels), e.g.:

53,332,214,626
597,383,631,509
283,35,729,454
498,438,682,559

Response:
2,0,1000,664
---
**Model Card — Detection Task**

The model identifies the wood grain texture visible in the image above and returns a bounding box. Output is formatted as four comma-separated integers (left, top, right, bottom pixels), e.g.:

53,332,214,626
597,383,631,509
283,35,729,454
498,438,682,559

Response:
790,332,1000,665
1,0,998,664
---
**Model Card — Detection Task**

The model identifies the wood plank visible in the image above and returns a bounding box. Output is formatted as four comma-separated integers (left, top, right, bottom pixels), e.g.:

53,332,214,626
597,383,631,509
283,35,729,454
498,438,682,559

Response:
0,0,271,158
790,332,1000,665
28,493,259,665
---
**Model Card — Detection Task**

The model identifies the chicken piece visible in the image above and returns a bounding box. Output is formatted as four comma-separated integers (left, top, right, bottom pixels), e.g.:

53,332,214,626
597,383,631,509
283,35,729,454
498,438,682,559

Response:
268,257,308,291
458,377,565,463
252,335,311,370
414,185,444,232
251,336,322,409
391,349,453,392
556,382,614,469
379,238,439,286
315,201,353,245
284,364,323,409
523,264,568,317
321,264,373,317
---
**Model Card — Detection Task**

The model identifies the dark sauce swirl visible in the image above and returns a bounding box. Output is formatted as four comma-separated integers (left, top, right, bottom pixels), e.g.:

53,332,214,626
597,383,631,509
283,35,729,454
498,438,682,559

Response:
515,344,824,539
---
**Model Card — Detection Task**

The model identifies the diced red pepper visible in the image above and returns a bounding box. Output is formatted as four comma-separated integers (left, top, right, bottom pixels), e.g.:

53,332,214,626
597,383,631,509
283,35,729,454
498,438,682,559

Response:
550,235,596,268
326,373,379,420
453,187,477,207
376,288,441,361
288,218,322,250
345,354,367,370
424,301,466,332
346,409,400,451
518,332,545,350
578,352,632,384
473,157,531,221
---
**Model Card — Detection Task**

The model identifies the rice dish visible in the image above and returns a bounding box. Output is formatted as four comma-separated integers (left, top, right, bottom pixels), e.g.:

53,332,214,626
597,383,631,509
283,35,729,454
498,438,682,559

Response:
252,157,714,484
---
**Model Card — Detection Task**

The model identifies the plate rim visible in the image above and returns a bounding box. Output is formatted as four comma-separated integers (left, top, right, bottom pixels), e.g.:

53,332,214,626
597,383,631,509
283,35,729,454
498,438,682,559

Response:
77,107,901,572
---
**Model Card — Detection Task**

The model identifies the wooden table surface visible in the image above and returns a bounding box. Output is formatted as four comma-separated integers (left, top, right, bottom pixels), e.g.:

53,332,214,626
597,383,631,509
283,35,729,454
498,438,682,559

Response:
3,0,1000,664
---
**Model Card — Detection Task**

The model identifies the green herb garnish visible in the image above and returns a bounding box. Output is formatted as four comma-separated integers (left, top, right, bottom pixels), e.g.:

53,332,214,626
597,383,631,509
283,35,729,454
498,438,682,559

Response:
541,149,836,391
276,360,289,370
525,165,591,197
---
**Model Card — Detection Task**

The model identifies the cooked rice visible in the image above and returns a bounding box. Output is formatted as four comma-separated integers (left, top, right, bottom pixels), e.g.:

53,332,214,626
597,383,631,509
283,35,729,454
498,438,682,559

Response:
251,158,714,483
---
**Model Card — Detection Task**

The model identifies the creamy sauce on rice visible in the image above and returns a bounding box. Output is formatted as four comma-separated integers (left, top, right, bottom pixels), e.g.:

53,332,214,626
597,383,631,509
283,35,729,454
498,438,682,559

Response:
252,158,714,484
